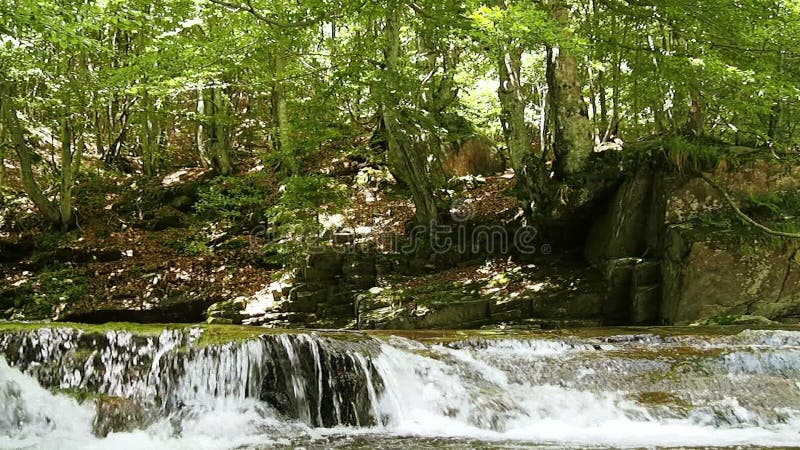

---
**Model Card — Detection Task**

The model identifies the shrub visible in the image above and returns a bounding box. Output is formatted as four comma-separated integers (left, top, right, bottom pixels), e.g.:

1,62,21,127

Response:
195,171,276,232
0,267,89,320
266,175,349,264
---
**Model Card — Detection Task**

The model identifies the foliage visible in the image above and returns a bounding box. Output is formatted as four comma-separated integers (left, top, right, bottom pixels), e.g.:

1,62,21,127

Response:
195,171,276,231
1,0,800,252
690,189,800,250
0,266,88,320
660,136,729,173
266,175,349,262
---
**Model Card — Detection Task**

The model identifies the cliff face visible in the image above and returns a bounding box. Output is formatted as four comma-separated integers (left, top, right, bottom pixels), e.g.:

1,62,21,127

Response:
587,151,800,325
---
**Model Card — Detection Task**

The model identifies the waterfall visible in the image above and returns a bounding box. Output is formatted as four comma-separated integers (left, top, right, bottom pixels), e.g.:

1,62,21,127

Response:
2,327,800,449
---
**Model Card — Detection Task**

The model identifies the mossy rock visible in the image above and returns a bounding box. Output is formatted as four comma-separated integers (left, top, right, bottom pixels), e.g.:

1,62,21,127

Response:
694,314,776,326
92,396,149,437
205,298,249,324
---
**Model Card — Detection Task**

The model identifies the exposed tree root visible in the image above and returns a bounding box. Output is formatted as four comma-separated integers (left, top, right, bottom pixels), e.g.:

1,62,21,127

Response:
700,173,800,239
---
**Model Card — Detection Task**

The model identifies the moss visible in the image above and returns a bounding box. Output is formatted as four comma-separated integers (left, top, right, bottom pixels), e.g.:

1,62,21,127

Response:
1,322,798,347
54,387,107,404
687,189,800,251
366,324,800,344
0,321,182,335
0,267,90,320
606,345,728,361
631,391,692,410
195,324,280,346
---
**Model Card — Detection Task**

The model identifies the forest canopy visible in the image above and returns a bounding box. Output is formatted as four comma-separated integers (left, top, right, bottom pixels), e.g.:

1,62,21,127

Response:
1,0,799,230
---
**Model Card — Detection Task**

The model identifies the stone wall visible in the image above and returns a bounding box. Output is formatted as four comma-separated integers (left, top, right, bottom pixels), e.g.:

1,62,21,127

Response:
281,249,379,327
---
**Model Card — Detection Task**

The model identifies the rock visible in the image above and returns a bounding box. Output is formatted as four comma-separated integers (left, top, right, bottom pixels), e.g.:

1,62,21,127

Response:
333,232,355,245
92,396,148,437
342,255,376,278
388,300,491,329
146,206,186,231
307,251,343,274
441,138,504,177
665,159,800,224
586,168,658,265
286,287,331,313
343,275,376,290
599,258,636,324
694,314,777,326
661,224,800,324
587,149,800,326
633,260,661,286
0,238,35,262
169,195,194,211
206,316,234,324
60,292,220,324
205,298,248,324
303,266,340,282
631,285,661,324
446,174,487,191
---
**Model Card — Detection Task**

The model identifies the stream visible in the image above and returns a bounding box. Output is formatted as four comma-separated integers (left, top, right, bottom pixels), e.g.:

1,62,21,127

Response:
1,326,800,449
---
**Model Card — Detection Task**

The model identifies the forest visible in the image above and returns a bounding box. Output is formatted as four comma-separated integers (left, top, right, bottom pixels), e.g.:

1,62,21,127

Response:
1,0,800,326
2,1,800,448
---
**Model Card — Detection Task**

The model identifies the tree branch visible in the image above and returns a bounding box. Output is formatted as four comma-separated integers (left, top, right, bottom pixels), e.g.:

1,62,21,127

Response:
207,0,319,28
700,173,800,239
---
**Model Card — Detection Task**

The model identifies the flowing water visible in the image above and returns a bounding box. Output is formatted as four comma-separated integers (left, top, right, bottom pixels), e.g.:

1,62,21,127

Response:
1,326,800,449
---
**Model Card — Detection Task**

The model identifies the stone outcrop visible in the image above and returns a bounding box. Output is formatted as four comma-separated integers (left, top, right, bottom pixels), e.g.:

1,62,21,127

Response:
357,260,607,330
661,225,799,324
587,149,800,325
277,248,379,327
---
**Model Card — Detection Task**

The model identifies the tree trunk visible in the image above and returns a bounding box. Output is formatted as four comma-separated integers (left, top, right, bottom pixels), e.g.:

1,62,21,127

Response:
381,8,440,225
0,97,5,191
142,90,161,177
58,113,79,230
196,86,211,168
686,91,704,136
3,94,61,225
207,86,234,175
271,53,290,157
497,45,530,173
768,101,782,142
546,3,593,179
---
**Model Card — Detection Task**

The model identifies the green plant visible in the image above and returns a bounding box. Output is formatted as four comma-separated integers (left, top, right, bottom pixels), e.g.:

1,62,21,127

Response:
7,267,90,320
195,171,277,231
266,175,349,264
182,240,213,256
661,136,729,174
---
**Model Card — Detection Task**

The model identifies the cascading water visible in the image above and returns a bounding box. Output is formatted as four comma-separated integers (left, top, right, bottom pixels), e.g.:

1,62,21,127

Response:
1,327,800,449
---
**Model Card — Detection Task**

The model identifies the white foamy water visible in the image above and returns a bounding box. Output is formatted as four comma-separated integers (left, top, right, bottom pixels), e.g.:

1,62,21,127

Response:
2,328,800,449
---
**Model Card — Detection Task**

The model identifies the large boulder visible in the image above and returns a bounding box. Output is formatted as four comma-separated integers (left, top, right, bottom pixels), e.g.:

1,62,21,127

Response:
661,224,800,324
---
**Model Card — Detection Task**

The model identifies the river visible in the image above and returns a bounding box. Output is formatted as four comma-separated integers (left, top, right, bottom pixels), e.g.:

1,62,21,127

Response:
1,326,799,449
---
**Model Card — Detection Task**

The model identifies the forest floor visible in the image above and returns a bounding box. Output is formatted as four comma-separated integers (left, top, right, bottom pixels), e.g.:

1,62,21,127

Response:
0,145,552,326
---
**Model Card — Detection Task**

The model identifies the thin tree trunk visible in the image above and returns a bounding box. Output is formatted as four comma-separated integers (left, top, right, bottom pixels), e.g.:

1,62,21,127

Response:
59,112,76,229
142,90,160,177
3,93,61,225
768,101,782,142
0,97,5,191
196,85,211,168
271,54,290,156
382,8,439,224
686,91,704,136
206,86,234,175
